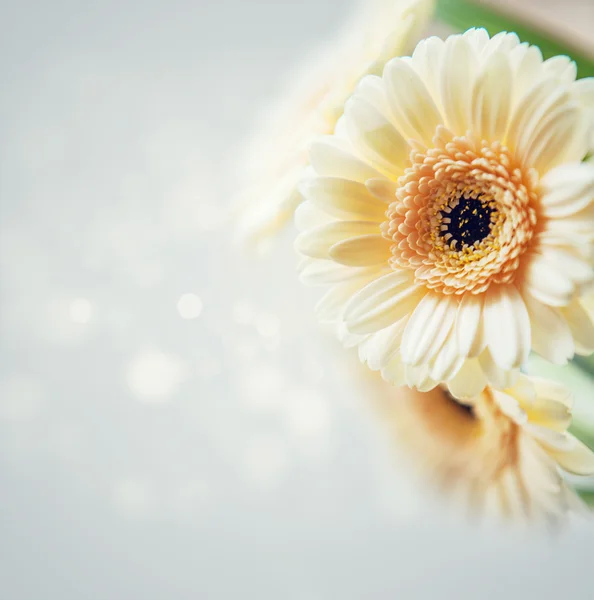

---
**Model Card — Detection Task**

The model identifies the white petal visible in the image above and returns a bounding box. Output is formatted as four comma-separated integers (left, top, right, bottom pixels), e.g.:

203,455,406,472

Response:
329,234,393,266
548,435,594,476
360,319,407,370
561,299,594,355
543,55,577,84
300,177,388,221
315,278,374,323
471,50,512,142
455,293,483,358
401,293,457,366
365,178,398,204
405,364,438,392
428,331,465,382
523,252,575,307
380,354,407,386
295,220,381,258
484,285,530,370
410,36,445,106
309,136,383,182
343,95,410,179
539,162,594,218
478,350,518,389
446,358,488,400
439,35,477,136
383,57,442,144
522,291,574,364
344,271,423,334
299,259,387,286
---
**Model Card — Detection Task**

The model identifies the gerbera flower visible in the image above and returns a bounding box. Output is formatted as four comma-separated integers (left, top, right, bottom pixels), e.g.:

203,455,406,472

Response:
296,28,594,395
371,373,594,521
234,0,435,247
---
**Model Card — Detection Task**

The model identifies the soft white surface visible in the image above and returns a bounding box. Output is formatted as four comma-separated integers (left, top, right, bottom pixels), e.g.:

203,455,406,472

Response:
1,1,593,599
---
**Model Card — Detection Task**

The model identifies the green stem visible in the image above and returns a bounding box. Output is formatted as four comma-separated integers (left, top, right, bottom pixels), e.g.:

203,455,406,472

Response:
435,0,594,78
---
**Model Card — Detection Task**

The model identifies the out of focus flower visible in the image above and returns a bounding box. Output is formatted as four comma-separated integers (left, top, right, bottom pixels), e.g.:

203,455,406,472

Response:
372,373,594,521
295,29,594,395
234,0,435,248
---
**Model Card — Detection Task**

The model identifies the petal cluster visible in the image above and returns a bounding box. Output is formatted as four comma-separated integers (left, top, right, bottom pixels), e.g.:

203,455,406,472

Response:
296,29,594,394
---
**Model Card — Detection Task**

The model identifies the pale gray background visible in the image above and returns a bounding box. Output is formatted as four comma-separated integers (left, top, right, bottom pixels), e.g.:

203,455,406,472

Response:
1,1,594,599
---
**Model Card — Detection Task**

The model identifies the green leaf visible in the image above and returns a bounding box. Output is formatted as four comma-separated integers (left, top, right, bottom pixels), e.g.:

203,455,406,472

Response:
435,0,594,79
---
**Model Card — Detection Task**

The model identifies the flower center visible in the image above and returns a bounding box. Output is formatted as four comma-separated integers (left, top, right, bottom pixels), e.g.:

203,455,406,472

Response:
439,195,495,248
383,130,538,295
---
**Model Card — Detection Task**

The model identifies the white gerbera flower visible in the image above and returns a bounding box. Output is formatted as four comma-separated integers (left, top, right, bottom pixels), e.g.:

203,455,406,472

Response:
234,0,435,247
373,373,594,521
296,28,594,395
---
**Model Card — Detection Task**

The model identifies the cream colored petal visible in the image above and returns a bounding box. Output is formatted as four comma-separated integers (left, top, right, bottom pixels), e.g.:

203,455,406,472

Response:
525,398,572,433
481,31,520,59
354,74,391,116
530,376,572,409
446,358,488,400
314,274,378,323
439,35,477,136
542,55,577,84
509,44,543,106
428,331,465,382
343,95,410,179
547,435,594,476
365,178,398,204
509,79,585,172
359,319,407,371
295,220,381,259
383,57,443,145
522,252,575,307
455,292,484,358
400,293,457,366
483,284,530,370
300,177,388,221
309,136,383,182
536,246,593,287
539,162,594,218
405,364,438,392
380,353,407,386
471,51,512,142
478,350,518,390
329,234,393,266
299,258,387,286
410,36,445,109
561,298,594,355
344,270,423,334
525,425,575,453
294,200,334,232
522,291,574,364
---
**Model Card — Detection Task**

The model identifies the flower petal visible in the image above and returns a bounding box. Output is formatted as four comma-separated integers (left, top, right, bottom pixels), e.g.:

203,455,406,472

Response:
522,292,574,364
343,95,410,179
383,57,443,145
455,293,484,358
344,271,423,334
401,293,457,366
309,136,383,182
439,35,477,136
329,234,393,266
471,50,512,142
548,435,594,476
539,162,594,218
446,358,488,399
484,285,530,370
522,252,575,307
300,177,388,221
295,220,381,258
561,299,594,355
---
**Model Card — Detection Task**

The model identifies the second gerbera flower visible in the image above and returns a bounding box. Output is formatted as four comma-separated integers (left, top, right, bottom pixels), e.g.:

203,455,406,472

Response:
295,28,594,396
